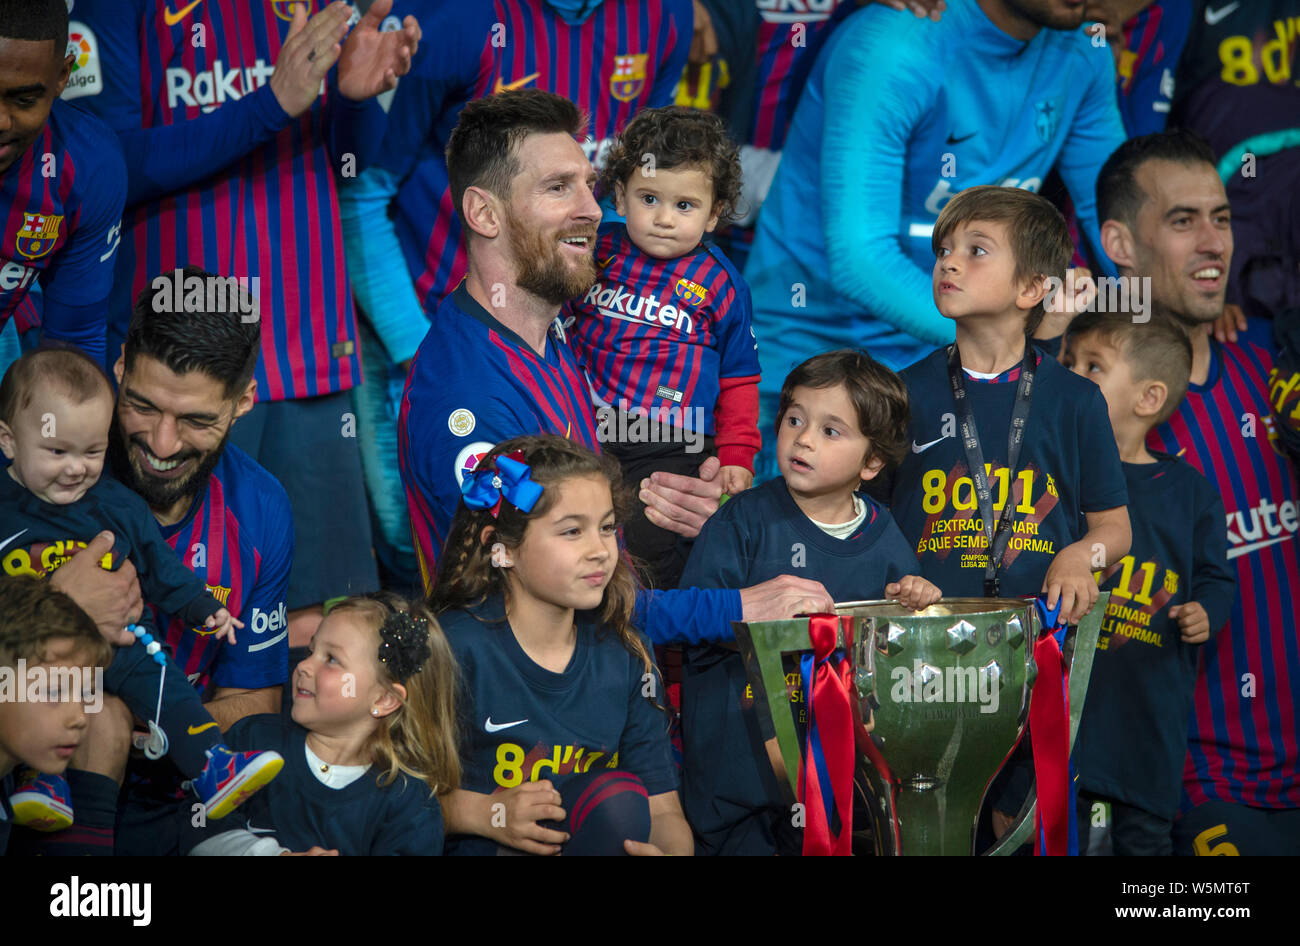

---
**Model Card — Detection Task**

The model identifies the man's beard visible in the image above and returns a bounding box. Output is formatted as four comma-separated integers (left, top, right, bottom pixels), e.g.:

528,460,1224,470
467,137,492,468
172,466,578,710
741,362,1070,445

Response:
109,414,228,512
508,219,597,306
1005,0,1086,31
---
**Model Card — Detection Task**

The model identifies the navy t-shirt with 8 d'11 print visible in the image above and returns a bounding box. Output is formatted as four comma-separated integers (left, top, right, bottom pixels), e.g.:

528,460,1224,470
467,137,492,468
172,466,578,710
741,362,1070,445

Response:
891,347,1129,598
439,595,678,855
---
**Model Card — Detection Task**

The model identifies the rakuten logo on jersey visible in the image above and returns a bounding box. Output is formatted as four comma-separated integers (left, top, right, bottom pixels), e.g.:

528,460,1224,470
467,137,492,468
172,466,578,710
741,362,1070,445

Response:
583,282,695,335
166,59,276,113
1225,497,1298,559
0,261,38,293
758,0,839,23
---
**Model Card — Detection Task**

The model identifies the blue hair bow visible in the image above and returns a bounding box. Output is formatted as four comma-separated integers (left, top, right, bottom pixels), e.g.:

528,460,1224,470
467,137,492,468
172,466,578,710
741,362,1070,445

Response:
460,452,543,518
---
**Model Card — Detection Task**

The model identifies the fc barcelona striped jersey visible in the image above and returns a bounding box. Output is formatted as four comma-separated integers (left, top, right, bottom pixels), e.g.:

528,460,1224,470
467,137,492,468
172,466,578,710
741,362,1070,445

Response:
564,225,760,436
1148,340,1300,811
398,286,600,584
748,0,851,151
153,443,293,694
0,99,124,359
372,0,692,315
65,0,365,401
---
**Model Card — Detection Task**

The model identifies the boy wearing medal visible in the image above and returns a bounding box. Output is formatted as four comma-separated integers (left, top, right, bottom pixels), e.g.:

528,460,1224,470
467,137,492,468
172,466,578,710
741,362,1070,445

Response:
889,185,1132,835
890,185,1130,616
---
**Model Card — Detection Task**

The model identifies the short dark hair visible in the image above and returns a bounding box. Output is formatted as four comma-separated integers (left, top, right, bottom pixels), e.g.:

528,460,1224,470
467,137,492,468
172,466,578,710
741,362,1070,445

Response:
1096,129,1217,232
0,345,112,426
777,349,911,468
0,574,110,669
0,0,68,45
445,89,587,229
599,106,744,224
932,185,1074,335
124,265,261,399
1065,307,1193,425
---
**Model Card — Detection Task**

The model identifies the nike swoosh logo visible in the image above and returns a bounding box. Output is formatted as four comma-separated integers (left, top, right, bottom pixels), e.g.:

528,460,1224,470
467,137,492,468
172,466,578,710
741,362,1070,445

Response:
493,72,540,94
246,824,276,835
187,722,219,736
0,529,28,556
911,436,945,454
484,717,527,733
1204,2,1239,25
1227,533,1293,559
946,132,976,145
164,0,203,27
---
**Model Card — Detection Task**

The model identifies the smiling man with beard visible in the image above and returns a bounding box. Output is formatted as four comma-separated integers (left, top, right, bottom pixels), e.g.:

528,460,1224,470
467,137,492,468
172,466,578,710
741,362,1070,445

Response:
25,266,294,856
1097,129,1300,855
399,89,836,655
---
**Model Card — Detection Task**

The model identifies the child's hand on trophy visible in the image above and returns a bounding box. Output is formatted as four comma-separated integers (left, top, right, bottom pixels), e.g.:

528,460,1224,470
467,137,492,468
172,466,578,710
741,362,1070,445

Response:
1042,544,1101,625
885,575,942,610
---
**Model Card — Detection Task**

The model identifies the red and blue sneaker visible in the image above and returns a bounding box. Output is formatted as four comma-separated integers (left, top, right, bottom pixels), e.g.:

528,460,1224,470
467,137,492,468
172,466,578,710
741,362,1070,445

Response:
10,770,74,832
191,745,284,820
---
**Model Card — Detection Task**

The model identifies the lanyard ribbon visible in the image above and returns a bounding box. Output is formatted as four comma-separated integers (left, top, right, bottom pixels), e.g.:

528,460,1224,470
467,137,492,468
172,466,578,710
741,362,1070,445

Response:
1029,597,1075,856
798,614,856,856
946,344,1036,597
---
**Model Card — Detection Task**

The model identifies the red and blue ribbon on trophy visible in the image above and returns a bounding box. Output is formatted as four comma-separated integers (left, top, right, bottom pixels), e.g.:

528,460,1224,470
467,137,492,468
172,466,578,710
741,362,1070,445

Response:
1029,596,1078,857
797,614,857,856
797,600,1079,856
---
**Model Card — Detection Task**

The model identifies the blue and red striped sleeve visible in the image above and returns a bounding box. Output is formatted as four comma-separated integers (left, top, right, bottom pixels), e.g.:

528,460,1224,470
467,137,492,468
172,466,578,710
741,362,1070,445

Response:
28,105,125,361
73,0,294,206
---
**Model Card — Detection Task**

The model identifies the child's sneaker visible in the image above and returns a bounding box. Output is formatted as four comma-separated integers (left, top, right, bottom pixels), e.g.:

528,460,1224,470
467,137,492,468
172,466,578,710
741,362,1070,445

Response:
10,771,74,832
191,746,284,820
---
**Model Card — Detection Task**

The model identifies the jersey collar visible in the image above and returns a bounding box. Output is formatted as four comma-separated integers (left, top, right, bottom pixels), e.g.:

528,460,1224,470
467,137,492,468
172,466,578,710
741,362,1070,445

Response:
451,285,562,359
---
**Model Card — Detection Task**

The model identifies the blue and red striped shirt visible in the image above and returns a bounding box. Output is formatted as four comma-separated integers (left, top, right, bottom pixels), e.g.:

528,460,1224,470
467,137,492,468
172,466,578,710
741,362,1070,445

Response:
66,0,370,401
371,0,691,316
396,286,744,648
0,99,124,360
153,443,293,694
398,286,600,585
1148,340,1300,811
565,225,760,453
749,0,850,151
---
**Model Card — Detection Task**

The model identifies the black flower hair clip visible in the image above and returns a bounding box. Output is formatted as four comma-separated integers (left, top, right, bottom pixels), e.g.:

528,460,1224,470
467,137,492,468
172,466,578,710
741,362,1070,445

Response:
377,611,432,683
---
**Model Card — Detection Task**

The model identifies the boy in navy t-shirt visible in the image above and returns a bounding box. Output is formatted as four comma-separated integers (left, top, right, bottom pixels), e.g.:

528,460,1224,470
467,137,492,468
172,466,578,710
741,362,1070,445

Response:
565,106,761,589
680,349,940,855
889,186,1131,829
891,185,1131,615
1063,309,1236,855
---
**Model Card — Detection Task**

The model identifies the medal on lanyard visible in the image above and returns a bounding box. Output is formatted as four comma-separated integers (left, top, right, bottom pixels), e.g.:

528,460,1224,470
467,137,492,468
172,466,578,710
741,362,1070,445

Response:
945,343,1036,597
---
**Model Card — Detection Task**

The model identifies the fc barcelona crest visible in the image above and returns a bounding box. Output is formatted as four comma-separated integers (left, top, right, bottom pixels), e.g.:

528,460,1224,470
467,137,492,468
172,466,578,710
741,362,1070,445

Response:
674,278,708,308
271,0,314,22
610,53,647,103
14,213,63,260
